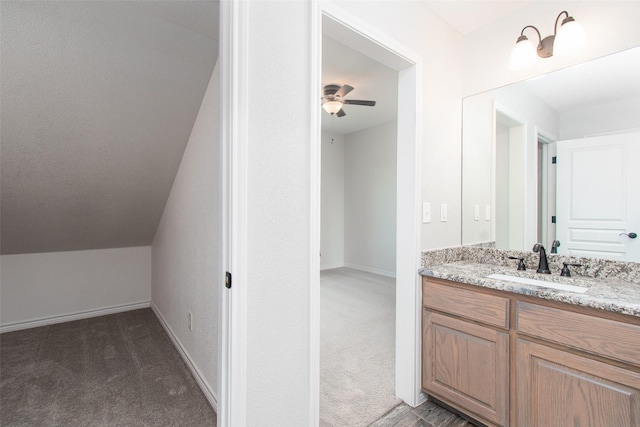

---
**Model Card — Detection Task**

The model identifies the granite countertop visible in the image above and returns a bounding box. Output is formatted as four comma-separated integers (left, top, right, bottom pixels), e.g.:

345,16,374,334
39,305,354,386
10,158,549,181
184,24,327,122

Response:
419,248,640,318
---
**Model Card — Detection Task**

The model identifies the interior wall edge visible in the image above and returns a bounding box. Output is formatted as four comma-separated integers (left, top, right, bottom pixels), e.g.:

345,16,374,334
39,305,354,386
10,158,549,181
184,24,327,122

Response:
0,300,151,334
150,301,218,412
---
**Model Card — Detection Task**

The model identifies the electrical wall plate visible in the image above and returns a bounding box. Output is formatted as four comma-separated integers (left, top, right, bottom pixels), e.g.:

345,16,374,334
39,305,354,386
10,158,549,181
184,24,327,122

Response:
423,202,431,223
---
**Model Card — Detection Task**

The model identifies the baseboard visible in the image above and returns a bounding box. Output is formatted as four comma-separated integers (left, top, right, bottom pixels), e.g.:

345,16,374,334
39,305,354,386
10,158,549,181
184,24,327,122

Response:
150,302,218,413
343,263,396,278
320,262,344,271
0,301,151,334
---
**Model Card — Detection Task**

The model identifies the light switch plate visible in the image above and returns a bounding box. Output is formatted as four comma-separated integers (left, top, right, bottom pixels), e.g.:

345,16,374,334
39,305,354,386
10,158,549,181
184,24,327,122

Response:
422,202,431,223
474,205,480,221
485,204,491,221
440,203,448,222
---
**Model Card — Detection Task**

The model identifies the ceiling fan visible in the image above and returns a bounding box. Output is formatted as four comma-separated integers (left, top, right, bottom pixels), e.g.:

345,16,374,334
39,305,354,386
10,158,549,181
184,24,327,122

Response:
321,84,376,117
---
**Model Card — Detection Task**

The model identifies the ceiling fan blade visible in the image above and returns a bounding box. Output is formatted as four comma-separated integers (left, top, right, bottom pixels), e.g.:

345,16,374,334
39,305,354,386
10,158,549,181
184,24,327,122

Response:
343,99,376,107
336,109,346,117
335,84,354,99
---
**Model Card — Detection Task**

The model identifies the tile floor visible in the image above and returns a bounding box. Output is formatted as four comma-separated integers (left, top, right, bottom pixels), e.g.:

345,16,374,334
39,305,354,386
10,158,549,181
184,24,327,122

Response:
370,400,479,427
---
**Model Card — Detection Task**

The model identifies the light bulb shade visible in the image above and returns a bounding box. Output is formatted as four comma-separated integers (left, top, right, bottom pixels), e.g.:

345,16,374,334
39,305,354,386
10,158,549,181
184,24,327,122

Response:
322,101,343,115
510,36,538,70
554,18,587,57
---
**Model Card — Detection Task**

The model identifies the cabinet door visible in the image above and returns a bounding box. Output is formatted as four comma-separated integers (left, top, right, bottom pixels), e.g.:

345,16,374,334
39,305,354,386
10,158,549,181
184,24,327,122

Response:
423,310,509,426
517,339,640,427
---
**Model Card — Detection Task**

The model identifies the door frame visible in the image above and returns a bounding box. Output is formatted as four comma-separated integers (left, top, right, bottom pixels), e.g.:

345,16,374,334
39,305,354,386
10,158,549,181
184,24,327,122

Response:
218,2,425,425
218,1,249,426
312,2,425,419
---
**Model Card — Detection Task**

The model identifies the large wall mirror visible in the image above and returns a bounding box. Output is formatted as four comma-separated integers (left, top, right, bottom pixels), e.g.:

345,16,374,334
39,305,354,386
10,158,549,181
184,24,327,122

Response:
462,46,640,262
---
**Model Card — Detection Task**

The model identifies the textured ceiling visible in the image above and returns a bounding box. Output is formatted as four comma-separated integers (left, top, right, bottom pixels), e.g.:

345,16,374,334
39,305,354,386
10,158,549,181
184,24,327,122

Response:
0,1,218,255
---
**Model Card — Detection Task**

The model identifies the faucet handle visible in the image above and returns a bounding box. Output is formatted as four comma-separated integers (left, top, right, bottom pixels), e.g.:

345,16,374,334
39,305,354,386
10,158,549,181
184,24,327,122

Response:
560,262,582,277
508,256,527,271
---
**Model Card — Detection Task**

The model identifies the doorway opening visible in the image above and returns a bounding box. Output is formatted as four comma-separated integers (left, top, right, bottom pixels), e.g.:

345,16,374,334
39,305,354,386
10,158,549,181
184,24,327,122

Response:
494,110,526,250
320,33,400,425
313,6,423,422
537,133,557,249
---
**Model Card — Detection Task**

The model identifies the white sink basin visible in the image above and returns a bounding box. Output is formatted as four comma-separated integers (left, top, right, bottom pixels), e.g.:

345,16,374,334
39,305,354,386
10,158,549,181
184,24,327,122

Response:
487,273,588,293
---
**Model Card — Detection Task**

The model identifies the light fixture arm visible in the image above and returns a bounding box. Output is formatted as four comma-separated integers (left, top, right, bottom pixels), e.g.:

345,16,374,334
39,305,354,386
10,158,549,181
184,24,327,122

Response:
518,24,554,58
553,11,570,35
519,25,542,44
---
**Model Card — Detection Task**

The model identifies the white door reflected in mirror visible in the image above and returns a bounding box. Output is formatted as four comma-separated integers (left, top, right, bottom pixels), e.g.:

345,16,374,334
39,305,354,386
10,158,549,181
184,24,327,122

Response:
556,132,640,262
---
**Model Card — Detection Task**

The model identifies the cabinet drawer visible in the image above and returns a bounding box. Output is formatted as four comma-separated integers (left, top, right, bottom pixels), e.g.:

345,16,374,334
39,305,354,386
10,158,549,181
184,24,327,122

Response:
516,302,640,367
423,279,509,329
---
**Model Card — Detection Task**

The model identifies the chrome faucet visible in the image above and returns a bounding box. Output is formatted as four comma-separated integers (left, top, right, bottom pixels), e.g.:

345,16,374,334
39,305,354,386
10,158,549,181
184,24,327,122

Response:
532,243,551,274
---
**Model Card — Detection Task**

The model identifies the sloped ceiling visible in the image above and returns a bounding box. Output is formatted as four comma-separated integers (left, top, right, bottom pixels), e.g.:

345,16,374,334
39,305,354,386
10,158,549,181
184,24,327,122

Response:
0,1,218,255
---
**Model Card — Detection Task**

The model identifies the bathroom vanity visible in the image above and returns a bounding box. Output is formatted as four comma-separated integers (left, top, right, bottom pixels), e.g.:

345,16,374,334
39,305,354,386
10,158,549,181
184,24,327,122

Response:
420,247,640,427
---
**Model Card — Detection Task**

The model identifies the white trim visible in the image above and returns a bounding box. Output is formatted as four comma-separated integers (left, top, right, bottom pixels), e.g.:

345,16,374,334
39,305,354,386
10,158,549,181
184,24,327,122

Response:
219,0,249,426
343,263,396,279
319,263,344,271
396,63,425,408
0,301,150,334
309,2,322,426
150,303,218,413
317,0,424,409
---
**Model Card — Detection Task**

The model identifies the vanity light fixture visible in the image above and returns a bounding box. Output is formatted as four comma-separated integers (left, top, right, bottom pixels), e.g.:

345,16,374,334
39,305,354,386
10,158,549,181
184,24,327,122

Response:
509,10,587,70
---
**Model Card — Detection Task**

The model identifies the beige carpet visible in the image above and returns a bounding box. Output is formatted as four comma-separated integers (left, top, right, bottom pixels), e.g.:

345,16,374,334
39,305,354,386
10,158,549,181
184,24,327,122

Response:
0,309,216,426
320,267,401,427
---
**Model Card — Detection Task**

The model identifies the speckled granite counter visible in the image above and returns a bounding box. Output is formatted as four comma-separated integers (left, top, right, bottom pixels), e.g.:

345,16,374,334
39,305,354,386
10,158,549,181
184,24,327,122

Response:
420,247,640,318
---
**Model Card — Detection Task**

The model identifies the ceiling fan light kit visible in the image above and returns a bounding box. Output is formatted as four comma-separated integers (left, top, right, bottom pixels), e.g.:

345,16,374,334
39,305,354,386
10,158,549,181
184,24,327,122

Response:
321,83,376,117
509,10,587,71
322,101,343,115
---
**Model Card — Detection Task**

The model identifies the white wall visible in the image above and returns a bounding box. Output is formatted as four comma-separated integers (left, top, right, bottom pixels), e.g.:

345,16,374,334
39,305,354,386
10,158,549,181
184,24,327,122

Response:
464,1,640,97
344,122,397,276
0,246,151,330
336,1,463,251
321,131,345,270
241,2,314,424
223,1,462,423
151,61,221,406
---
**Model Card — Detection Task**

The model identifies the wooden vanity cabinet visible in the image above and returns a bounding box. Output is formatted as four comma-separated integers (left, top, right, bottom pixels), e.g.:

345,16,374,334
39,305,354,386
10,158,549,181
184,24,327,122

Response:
422,277,640,427
516,339,640,427
515,302,640,427
422,279,510,426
